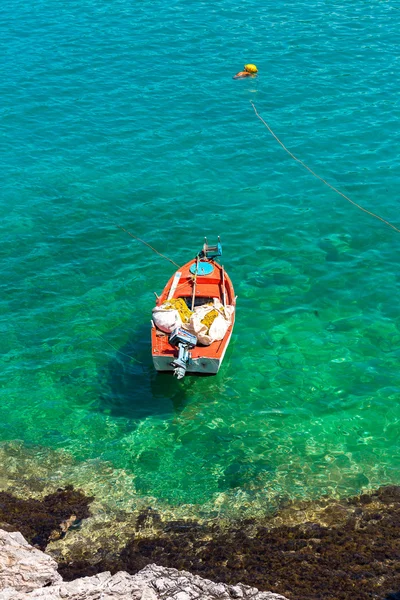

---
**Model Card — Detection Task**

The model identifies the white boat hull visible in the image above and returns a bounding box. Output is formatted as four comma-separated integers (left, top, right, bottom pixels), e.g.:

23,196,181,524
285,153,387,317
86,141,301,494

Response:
152,329,232,375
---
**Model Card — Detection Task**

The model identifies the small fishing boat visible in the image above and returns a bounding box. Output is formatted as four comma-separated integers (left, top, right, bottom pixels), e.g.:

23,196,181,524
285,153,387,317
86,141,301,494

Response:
151,239,236,378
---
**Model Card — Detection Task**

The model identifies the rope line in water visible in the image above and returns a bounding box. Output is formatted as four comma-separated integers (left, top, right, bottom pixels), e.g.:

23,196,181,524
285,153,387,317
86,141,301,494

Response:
93,332,143,364
250,101,400,234
115,224,180,267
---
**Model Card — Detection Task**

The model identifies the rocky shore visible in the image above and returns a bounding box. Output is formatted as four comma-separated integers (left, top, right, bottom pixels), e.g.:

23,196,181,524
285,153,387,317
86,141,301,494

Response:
0,529,286,600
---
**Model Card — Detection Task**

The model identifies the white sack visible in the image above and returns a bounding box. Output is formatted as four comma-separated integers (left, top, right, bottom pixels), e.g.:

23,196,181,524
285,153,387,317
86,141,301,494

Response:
183,313,213,346
209,313,230,340
183,299,234,346
152,306,182,334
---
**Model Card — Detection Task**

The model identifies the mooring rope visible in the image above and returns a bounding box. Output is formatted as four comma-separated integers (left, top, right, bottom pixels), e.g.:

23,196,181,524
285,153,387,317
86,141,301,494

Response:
115,224,180,267
250,101,400,234
93,332,143,364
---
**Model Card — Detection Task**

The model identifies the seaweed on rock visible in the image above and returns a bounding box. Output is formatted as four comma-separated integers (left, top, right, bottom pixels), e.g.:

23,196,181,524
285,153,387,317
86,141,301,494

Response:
3,485,400,600
60,486,400,600
0,485,93,549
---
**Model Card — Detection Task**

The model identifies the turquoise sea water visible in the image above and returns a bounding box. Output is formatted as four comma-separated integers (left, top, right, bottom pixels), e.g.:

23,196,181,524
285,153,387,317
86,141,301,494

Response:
1,0,400,518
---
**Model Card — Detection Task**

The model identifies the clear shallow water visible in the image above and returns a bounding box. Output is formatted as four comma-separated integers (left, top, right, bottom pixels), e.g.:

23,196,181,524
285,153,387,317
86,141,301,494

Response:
1,0,400,517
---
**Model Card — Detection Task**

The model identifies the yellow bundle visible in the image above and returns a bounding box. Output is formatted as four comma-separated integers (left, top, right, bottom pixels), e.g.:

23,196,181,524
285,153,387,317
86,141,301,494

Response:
244,63,258,73
162,298,193,323
201,309,219,333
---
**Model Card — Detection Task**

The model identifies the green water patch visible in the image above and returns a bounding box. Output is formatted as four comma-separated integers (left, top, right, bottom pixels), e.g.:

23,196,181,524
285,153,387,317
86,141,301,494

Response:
2,269,400,511
94,325,190,422
2,285,400,510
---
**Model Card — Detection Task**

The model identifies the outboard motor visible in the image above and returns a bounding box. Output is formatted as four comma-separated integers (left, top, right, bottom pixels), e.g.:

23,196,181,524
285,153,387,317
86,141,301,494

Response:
169,327,197,379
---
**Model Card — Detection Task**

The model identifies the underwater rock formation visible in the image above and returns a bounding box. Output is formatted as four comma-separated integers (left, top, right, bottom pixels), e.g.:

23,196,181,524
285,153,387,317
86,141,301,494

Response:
54,487,400,600
2,484,400,599
0,485,93,550
0,530,287,600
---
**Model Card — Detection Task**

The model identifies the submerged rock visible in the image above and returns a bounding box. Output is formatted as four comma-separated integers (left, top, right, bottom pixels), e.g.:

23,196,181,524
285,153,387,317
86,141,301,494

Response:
2,484,400,599
0,530,287,600
54,486,400,600
0,486,93,550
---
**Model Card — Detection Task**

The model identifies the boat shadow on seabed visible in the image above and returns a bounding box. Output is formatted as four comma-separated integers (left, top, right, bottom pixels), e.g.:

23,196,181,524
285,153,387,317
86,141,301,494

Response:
96,324,191,421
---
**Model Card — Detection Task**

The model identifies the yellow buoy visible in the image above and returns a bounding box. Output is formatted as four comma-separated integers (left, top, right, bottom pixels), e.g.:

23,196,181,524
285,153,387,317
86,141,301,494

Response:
244,64,258,73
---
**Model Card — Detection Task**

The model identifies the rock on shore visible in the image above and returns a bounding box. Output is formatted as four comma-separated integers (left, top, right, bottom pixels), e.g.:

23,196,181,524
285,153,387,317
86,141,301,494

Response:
0,529,288,600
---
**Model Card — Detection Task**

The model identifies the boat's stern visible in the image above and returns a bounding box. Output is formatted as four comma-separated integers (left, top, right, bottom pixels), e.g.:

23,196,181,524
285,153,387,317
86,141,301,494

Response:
151,323,233,376
152,351,221,375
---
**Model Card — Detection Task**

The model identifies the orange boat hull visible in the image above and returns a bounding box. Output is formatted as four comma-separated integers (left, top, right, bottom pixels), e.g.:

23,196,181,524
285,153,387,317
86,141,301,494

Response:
151,257,235,375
